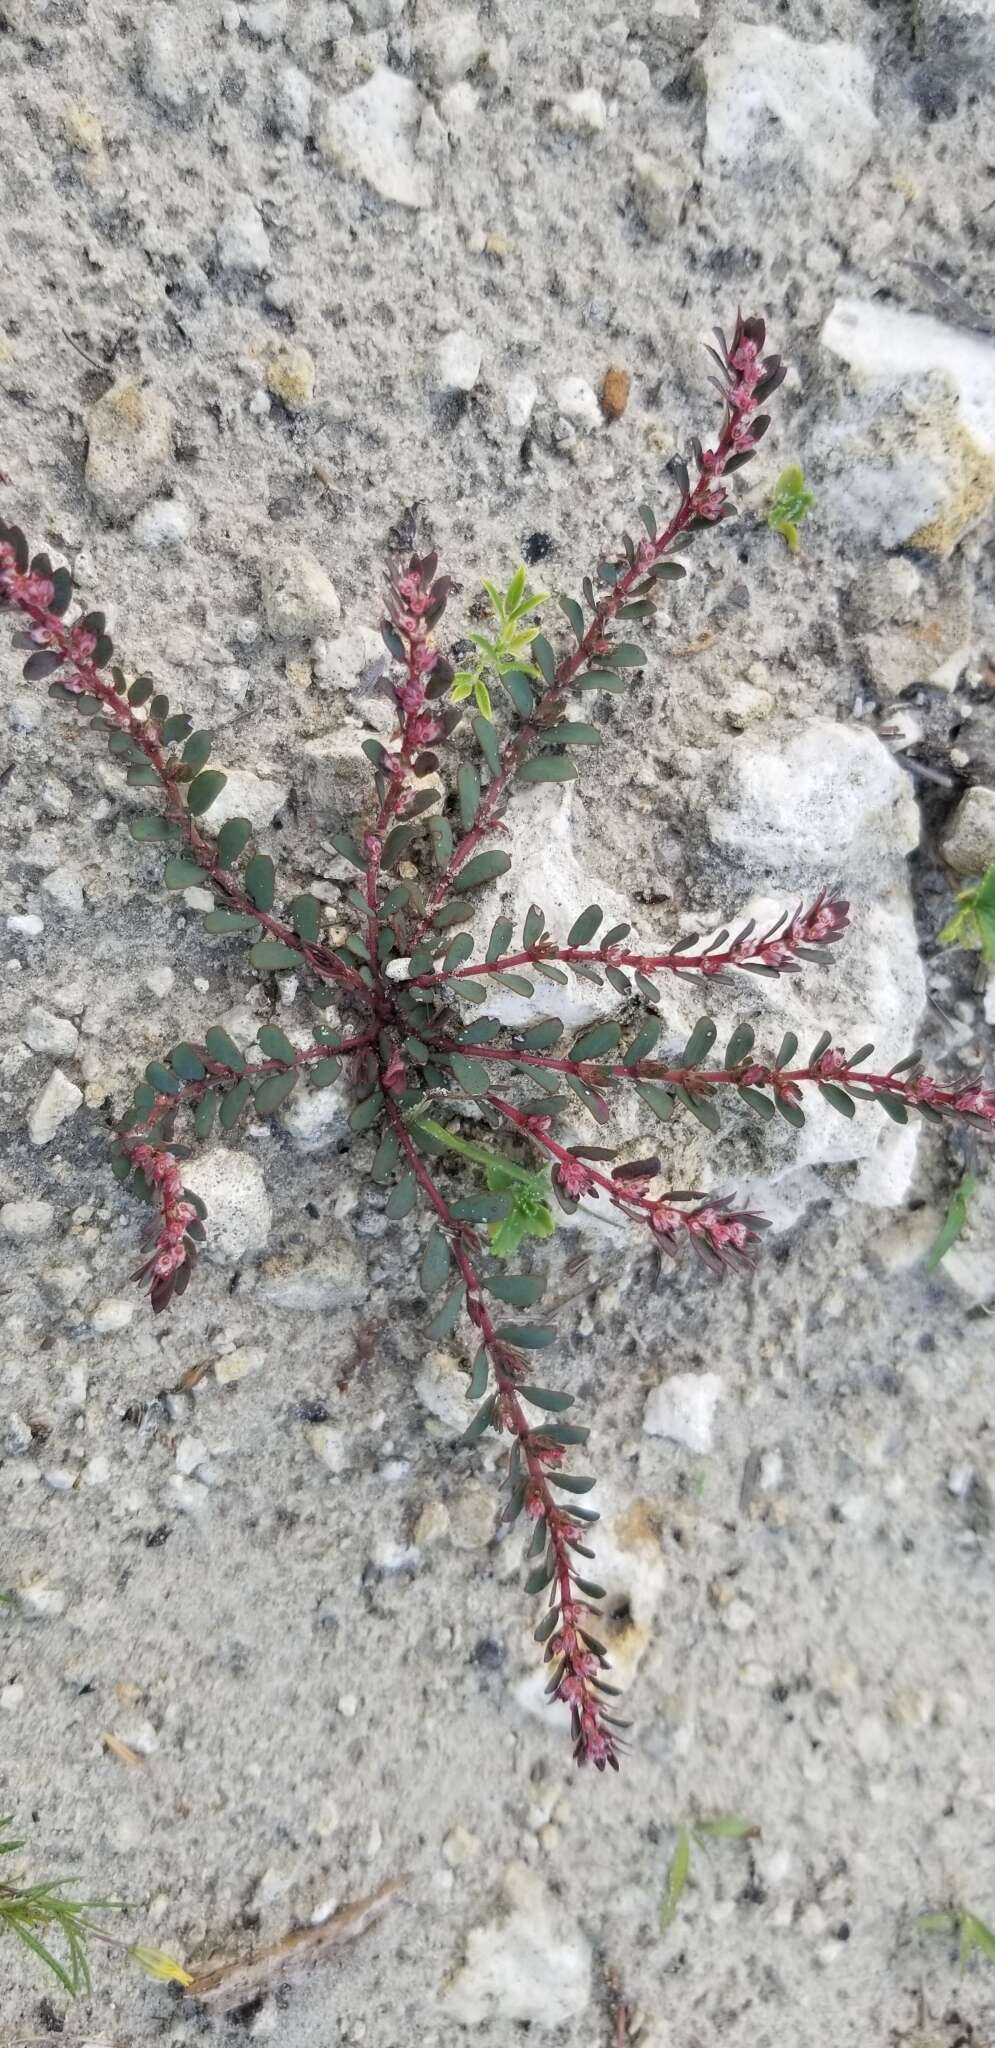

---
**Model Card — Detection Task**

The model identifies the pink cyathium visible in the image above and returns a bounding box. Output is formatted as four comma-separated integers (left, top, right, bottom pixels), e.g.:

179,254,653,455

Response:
3,314,993,1775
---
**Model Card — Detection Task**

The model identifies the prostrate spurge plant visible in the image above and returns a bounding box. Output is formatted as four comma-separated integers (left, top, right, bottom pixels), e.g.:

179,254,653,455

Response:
3,315,994,1773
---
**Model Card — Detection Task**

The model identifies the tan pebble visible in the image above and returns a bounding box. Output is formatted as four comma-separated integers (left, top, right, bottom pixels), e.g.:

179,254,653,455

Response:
267,345,316,413
414,1500,450,1546
62,106,104,154
601,366,631,420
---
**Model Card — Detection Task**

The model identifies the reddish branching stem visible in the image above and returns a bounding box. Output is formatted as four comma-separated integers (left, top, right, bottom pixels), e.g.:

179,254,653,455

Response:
385,1098,621,1769
407,314,783,937
410,893,852,991
0,538,365,997
120,1035,375,1311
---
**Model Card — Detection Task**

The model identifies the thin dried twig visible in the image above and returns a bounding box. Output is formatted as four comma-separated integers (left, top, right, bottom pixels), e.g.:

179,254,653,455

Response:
183,1879,404,2013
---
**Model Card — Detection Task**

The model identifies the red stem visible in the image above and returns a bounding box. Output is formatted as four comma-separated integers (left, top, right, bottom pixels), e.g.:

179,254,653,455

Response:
0,551,364,996
432,1040,995,1125
410,401,752,943
384,1096,620,1769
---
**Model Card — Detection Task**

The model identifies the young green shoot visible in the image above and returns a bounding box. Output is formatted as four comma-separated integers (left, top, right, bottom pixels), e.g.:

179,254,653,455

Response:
918,1906,995,1971
449,564,550,720
659,1815,759,1932
926,1172,978,1271
767,463,814,552
938,863,995,965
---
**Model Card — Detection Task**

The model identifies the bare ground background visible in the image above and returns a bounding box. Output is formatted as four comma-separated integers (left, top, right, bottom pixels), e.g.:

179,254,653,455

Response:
2,0,994,2043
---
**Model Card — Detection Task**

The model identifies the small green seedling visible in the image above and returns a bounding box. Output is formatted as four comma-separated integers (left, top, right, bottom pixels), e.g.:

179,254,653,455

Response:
449,564,550,720
919,1906,995,1971
660,1814,759,1932
938,864,995,965
413,1116,556,1258
926,1172,978,1272
767,464,814,553
0,1819,190,1998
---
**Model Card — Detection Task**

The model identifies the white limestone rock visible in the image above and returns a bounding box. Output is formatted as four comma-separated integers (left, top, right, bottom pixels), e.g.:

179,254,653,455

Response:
318,69,432,209
29,1070,83,1147
703,25,876,188
644,1371,724,1452
436,329,482,392
182,1150,272,1263
818,299,995,555
441,1863,591,2026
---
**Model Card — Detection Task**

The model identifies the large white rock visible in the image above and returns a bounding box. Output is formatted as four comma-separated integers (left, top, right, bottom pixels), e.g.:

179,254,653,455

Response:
441,1863,591,2026
703,25,876,188
706,719,919,878
201,767,288,833
22,1006,79,1058
461,784,637,1035
318,69,432,209
644,1371,724,1452
818,300,995,555
181,1149,272,1262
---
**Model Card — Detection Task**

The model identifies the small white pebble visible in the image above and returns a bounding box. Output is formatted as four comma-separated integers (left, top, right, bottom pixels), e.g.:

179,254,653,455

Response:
6,913,43,938
145,965,174,998
134,498,193,548
175,1435,207,1477
1,1199,55,1242
1,1684,25,1713
82,1453,111,1486
337,1692,359,1719
855,1713,891,1768
41,866,86,915
552,87,607,133
506,372,539,431
43,1467,76,1493
214,1346,264,1385
436,329,482,392
19,1580,67,1618
555,376,603,432
722,1597,756,1634
90,1296,135,1335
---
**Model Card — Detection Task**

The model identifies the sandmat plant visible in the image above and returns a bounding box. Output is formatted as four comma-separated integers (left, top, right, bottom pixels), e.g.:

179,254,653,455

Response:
3,313,994,1774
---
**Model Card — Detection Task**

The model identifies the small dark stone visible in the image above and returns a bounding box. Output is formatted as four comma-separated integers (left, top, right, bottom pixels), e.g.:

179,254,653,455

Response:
471,1637,504,1670
836,1921,851,1941
144,1524,171,1548
296,1399,330,1424
522,530,555,564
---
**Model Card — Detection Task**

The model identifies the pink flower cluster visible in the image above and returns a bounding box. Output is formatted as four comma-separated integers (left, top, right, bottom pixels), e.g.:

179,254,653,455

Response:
128,1143,197,1309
